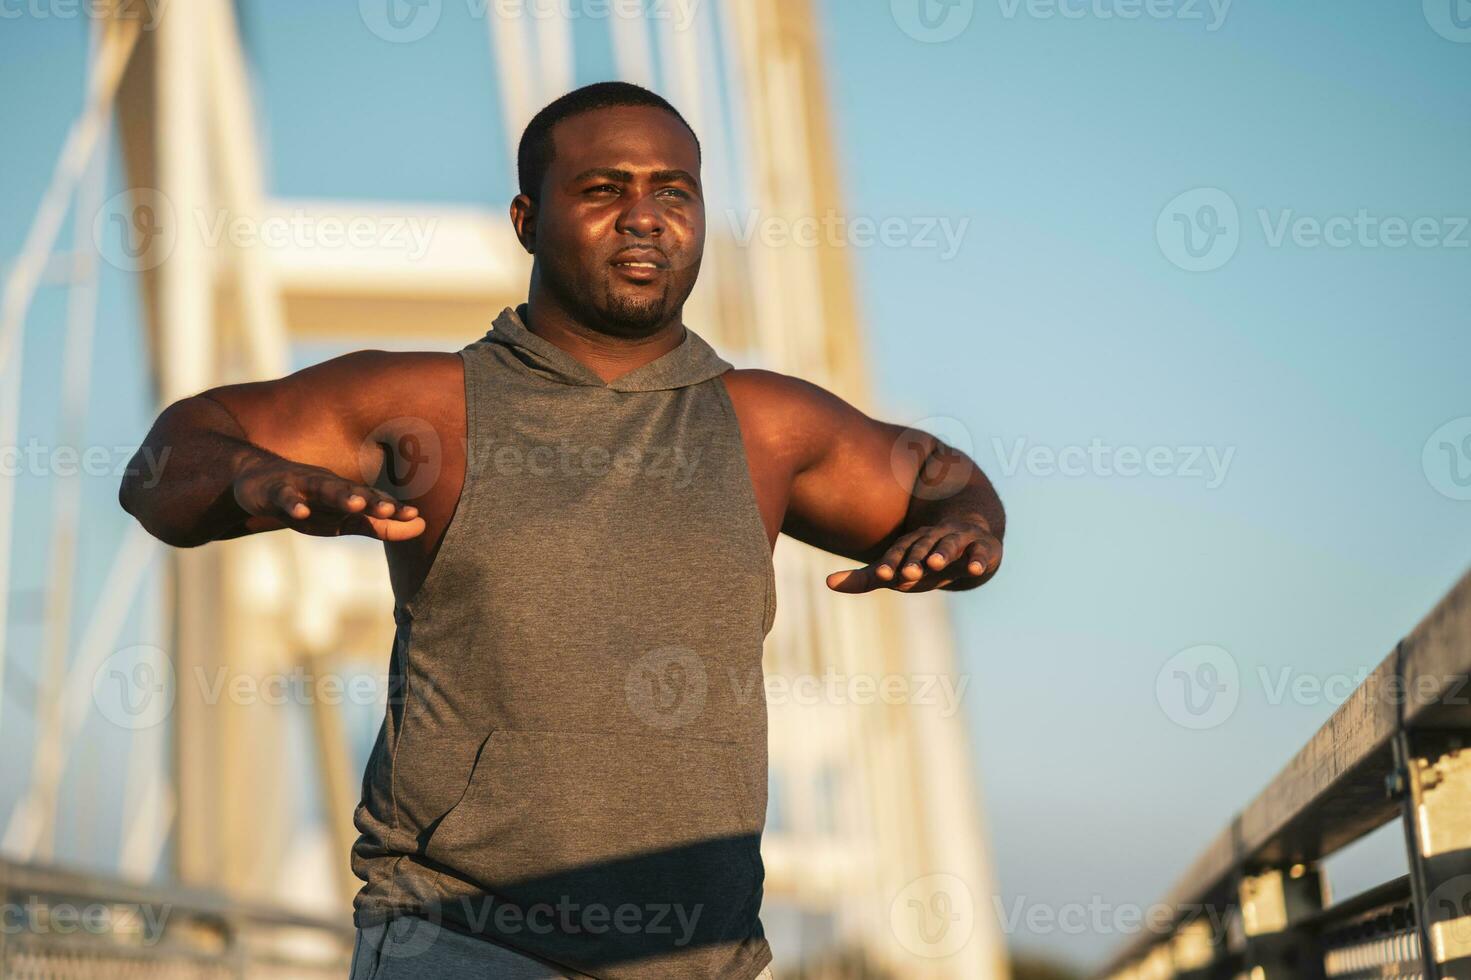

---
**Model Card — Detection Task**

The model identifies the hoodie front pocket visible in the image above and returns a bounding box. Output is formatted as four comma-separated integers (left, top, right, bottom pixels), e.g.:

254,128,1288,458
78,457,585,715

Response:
422,729,764,964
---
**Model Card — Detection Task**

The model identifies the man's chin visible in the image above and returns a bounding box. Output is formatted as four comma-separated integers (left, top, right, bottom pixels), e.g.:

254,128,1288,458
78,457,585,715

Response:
594,290,675,338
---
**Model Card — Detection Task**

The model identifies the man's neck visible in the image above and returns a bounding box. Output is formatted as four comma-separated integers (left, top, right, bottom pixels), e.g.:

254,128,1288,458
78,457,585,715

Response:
522,296,686,386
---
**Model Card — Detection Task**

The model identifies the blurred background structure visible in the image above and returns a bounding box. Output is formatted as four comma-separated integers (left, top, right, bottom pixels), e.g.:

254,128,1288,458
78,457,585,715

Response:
0,0,1006,976
5,0,1471,978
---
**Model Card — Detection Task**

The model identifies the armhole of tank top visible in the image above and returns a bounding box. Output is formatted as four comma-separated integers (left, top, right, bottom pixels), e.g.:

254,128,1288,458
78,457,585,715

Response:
394,347,481,620
712,372,778,637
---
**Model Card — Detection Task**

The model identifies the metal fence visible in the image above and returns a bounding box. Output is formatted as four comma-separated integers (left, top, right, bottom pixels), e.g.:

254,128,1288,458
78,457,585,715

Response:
0,858,353,979
1097,569,1471,979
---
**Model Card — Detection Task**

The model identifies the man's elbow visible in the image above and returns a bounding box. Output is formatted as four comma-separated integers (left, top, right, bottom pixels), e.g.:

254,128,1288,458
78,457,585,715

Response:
117,451,204,549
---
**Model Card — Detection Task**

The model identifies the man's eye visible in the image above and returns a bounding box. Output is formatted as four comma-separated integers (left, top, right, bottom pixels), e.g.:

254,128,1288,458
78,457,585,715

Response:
586,184,619,195
658,188,691,200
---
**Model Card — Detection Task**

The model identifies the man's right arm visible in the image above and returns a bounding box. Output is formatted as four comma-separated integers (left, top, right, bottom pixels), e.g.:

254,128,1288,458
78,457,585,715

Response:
119,350,460,548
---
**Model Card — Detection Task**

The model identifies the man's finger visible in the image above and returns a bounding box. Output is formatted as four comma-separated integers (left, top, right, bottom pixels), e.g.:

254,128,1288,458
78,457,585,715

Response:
303,474,416,520
369,515,427,541
897,530,947,581
340,514,427,542
272,483,310,521
924,532,972,573
303,473,378,514
962,537,1000,578
826,565,884,594
868,531,924,583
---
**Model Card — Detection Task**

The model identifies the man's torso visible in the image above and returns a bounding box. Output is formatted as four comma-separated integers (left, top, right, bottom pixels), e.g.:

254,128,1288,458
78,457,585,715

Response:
350,309,779,980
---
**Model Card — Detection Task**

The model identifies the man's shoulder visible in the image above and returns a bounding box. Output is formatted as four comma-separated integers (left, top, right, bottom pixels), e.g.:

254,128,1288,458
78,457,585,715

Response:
310,349,464,399
209,349,466,436
328,348,464,377
721,366,826,406
209,349,461,406
719,367,857,469
332,350,466,428
721,366,854,423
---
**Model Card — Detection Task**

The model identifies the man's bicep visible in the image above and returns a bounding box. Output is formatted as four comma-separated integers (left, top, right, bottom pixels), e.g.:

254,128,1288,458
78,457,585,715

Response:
202,351,460,487
781,389,931,563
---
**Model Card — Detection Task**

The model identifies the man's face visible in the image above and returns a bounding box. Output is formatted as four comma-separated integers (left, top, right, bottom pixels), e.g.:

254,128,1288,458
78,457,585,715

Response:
519,105,705,338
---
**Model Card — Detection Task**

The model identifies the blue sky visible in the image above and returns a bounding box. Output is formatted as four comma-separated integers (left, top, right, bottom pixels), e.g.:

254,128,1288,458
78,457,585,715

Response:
2,0,1470,969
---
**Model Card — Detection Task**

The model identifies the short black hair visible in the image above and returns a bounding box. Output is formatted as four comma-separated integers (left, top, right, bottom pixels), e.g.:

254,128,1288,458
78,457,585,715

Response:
516,81,701,201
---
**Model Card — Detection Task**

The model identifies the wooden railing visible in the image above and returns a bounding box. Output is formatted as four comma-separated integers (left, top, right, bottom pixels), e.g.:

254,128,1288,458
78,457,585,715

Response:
1097,569,1471,980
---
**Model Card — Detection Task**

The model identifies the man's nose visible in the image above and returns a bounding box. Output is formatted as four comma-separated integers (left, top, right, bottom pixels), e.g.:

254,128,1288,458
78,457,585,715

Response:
615,192,665,237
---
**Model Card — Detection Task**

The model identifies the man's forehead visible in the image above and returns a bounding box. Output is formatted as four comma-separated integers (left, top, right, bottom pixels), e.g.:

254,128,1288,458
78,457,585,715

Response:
549,106,699,175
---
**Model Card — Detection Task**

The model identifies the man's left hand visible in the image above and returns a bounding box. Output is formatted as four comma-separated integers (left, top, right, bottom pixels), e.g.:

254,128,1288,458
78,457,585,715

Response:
825,519,1002,594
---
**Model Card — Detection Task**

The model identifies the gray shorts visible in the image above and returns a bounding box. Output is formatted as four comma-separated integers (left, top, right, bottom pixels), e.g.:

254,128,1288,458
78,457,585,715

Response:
348,918,775,979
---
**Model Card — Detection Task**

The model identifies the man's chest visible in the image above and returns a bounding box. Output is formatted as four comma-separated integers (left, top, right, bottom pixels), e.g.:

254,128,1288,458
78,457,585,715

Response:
383,377,786,601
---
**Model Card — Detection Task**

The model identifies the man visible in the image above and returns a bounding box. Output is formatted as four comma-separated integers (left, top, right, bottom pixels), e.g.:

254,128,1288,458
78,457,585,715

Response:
120,82,1004,980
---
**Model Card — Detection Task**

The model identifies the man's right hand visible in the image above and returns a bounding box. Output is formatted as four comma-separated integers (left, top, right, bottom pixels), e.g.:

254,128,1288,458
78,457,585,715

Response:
232,455,426,541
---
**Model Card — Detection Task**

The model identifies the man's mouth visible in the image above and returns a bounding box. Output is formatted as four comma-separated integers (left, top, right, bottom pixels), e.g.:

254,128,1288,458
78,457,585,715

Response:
609,249,670,283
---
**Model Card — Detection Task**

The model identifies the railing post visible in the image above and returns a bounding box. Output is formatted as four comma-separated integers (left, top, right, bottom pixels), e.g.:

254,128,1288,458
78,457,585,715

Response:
1396,731,1471,979
1238,865,1326,978
1169,918,1217,978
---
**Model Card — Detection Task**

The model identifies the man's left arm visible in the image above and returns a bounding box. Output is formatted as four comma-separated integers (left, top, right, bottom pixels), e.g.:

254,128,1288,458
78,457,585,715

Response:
731,370,1004,595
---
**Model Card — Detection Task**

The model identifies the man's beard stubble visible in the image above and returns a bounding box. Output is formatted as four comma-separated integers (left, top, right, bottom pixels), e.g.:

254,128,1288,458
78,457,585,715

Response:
597,274,675,337
541,257,691,340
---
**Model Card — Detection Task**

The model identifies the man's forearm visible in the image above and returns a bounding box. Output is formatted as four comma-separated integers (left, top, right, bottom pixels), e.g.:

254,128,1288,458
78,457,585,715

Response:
903,440,1006,540
119,395,274,548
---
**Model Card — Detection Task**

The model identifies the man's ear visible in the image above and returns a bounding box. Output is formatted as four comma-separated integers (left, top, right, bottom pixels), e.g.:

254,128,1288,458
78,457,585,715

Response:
510,194,537,255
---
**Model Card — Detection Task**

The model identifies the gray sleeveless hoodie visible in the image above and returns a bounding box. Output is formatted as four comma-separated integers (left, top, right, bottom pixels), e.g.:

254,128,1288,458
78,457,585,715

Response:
351,305,777,979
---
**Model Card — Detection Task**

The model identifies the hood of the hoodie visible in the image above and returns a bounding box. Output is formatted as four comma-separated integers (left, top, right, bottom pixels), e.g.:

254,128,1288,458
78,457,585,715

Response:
476,305,733,393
